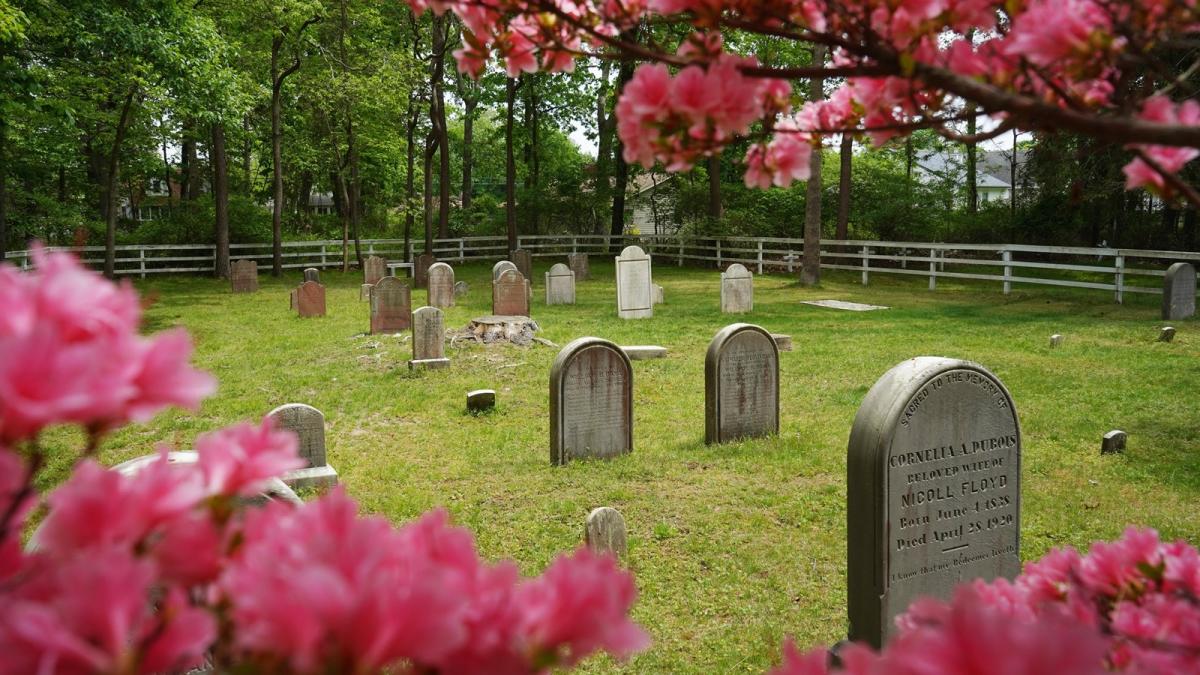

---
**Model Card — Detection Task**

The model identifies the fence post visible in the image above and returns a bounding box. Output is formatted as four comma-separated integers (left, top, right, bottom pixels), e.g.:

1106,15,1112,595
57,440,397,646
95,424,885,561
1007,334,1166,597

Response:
929,248,938,290
368,242,375,256
861,246,870,285
321,245,327,269
139,249,146,279
678,238,684,267
901,248,908,269
1002,250,1012,295
459,239,465,262
571,237,577,255
757,240,764,274
1115,255,1125,304
716,240,722,269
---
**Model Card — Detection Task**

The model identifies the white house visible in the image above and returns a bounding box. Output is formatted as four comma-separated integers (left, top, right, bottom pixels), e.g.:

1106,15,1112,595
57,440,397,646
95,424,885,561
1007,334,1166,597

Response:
914,149,1028,207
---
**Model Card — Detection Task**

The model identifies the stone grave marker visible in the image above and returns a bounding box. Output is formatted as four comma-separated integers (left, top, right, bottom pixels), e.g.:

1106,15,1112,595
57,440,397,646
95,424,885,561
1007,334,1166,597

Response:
409,306,449,370
267,403,338,489
304,267,320,283
615,245,653,319
493,269,530,316
415,253,436,289
585,507,628,559
772,334,794,352
231,259,259,293
1159,326,1176,343
621,345,667,361
296,281,326,318
360,284,373,302
512,249,533,280
1049,334,1064,348
428,262,456,308
1102,430,1127,454
369,277,411,334
467,389,496,413
848,357,1021,648
363,255,388,286
550,337,633,465
545,263,576,305
1162,262,1196,320
454,281,469,298
653,284,664,305
289,288,298,310
568,253,590,281
720,263,753,313
705,324,779,444
493,260,517,282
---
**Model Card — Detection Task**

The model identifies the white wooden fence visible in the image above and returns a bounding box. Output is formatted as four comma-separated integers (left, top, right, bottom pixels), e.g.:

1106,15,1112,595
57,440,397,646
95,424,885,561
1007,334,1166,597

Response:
6,235,1198,303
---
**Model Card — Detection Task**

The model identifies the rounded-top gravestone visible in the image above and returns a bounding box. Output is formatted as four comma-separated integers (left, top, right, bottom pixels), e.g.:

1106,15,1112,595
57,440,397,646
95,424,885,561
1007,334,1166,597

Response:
303,267,320,283
428,262,455,308
493,269,530,316
512,249,533,280
363,255,388,286
568,253,590,281
545,263,576,305
550,337,633,465
414,253,436,289
493,260,518,282
705,323,779,444
615,245,653,320
720,263,753,313
370,276,411,334
1162,262,1196,320
585,507,628,559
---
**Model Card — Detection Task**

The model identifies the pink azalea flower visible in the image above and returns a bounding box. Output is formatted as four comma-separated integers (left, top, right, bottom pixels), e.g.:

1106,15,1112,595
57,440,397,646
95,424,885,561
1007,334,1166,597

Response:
196,418,305,497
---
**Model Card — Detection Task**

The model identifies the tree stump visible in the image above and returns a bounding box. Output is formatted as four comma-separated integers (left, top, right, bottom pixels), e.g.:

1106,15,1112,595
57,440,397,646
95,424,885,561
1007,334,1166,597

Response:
461,315,541,346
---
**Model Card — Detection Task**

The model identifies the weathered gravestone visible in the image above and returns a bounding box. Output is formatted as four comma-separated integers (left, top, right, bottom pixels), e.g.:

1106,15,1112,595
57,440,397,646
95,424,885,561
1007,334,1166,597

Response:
369,277,411,334
493,260,518,282
1162,262,1196,320
289,288,298,310
428,262,456,308
415,253,436,289
772,334,794,352
545,263,576,305
1049,334,1064,348
1102,430,1127,455
267,403,339,489
512,248,533,279
296,281,326,318
1159,326,1177,343
454,281,469,298
409,306,449,370
467,389,496,413
230,259,259,293
304,268,320,283
653,284,664,306
585,506,628,559
493,269,530,316
568,253,590,281
847,358,1021,648
720,263,753,313
705,324,779,444
550,337,633,465
363,255,388,286
615,245,653,319
360,284,373,302
622,345,667,361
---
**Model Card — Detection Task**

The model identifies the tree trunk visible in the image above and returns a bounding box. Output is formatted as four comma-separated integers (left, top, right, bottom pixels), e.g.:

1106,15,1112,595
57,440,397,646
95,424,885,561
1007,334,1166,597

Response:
242,115,252,194
431,15,451,239
161,131,174,208
212,122,231,279
104,89,138,279
528,77,541,234
461,96,476,212
348,119,363,269
1010,128,1018,216
181,123,197,201
270,39,286,276
594,60,614,235
0,115,7,259
801,45,826,286
404,95,417,262
836,134,852,240
708,153,722,223
57,165,66,203
966,107,978,214
423,133,435,254
610,55,636,242
505,77,517,252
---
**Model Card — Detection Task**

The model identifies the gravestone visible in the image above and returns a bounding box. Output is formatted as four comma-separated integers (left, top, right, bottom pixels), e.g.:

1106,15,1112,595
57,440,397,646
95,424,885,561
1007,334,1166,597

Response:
512,248,533,280
467,389,496,413
545,263,576,305
428,262,455,308
415,253,436,289
1102,430,1127,455
363,255,388,286
705,324,779,445
653,284,664,305
231,259,259,293
369,277,411,334
296,281,326,318
409,306,449,370
848,357,1021,648
493,269,530,316
615,245,653,319
721,264,753,313
772,334,794,352
568,253,590,281
1159,326,1176,343
454,281,469,298
585,507,628,559
622,345,667,361
550,337,633,465
267,403,338,489
1049,334,1064,348
304,268,320,283
360,284,373,302
289,288,298,310
1162,262,1195,320
492,260,518,282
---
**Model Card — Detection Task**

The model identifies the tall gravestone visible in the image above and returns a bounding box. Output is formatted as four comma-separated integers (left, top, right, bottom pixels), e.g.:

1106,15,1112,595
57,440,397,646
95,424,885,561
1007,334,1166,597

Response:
370,276,411,333
304,268,320,283
409,306,449,370
415,253,436,289
615,245,653,319
512,248,533,280
720,263,753,313
493,269,530,316
1162,262,1196,320
705,324,779,444
231,259,259,293
848,357,1021,648
363,255,387,286
545,263,576,305
568,253,590,281
493,260,517,282
428,262,455,308
296,281,326,318
550,337,633,465
267,403,338,489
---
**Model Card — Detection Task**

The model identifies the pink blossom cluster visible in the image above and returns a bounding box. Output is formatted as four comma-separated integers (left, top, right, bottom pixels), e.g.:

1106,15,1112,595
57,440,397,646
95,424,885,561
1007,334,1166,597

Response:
768,527,1200,675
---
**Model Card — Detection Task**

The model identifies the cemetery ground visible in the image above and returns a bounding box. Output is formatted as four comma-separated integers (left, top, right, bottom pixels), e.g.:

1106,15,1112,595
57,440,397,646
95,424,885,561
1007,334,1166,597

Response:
36,261,1200,673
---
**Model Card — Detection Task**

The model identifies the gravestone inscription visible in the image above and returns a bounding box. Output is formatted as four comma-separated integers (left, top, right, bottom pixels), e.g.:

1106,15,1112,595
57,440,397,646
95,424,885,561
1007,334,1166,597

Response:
231,259,259,293
267,403,338,489
545,263,576,305
428,262,455,308
1162,262,1196,320
550,337,633,465
615,246,653,319
369,277,411,334
705,324,779,444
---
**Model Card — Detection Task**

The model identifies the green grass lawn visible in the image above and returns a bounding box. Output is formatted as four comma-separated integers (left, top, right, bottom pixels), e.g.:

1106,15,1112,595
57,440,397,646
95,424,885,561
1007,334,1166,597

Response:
38,259,1200,673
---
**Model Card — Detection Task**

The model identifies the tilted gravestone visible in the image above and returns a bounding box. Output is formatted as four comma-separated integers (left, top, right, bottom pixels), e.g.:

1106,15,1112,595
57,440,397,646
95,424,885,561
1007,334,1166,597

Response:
512,248,533,280
493,269,530,316
267,403,338,489
615,245,653,319
705,324,779,444
296,281,326,318
363,255,388,286
568,253,590,281
428,262,456,308
720,264,754,313
492,260,518,282
1162,262,1196,320
585,507,628,559
303,267,320,283
409,306,449,370
545,263,576,305
550,337,633,465
454,281,469,298
848,357,1021,648
231,259,259,293
369,276,411,334
414,253,436,289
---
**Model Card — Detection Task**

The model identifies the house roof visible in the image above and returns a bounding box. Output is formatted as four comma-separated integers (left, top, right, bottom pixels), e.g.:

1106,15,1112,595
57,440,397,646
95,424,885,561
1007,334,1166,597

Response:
914,148,1027,189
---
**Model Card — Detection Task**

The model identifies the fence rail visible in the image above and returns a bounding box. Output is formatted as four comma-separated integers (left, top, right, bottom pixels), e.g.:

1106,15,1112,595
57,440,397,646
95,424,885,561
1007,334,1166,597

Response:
6,235,1197,303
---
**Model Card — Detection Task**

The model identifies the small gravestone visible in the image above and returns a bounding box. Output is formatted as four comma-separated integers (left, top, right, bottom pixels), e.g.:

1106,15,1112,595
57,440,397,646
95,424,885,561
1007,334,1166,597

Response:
231,259,259,293
550,337,633,465
1049,334,1064,348
303,268,320,283
428,262,455,308
360,284,373,301
585,507,628,559
409,306,449,370
370,277,411,334
363,255,388,286
467,389,496,413
493,269,530,316
512,248,533,280
415,253,436,289
545,263,576,305
297,281,326,318
267,403,338,489
848,358,1021,648
454,281,469,298
493,260,517,282
1101,430,1127,455
621,345,667,361
289,288,298,310
720,264,753,313
772,334,793,352
568,253,590,281
705,324,779,444
615,245,653,319
653,284,664,305
1163,262,1196,320
1159,326,1176,343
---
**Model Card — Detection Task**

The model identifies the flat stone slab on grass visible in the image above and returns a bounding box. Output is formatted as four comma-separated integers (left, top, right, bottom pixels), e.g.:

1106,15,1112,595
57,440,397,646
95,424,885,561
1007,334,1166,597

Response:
802,299,889,311
771,334,793,351
409,358,450,371
621,345,667,360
